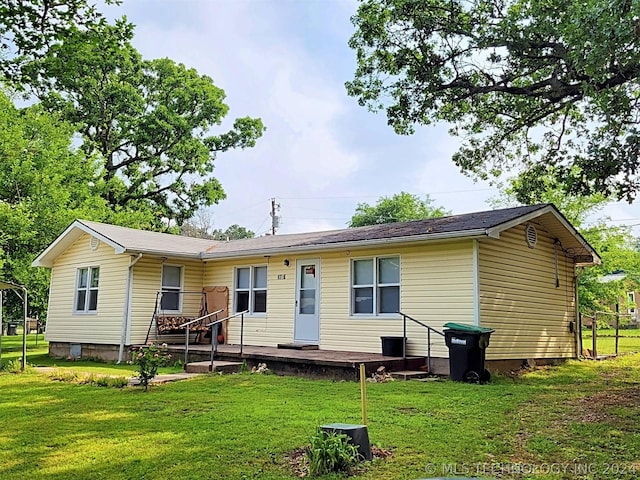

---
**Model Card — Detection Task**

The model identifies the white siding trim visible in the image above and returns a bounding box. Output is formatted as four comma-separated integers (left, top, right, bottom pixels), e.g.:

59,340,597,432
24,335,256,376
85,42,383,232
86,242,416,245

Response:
473,239,480,326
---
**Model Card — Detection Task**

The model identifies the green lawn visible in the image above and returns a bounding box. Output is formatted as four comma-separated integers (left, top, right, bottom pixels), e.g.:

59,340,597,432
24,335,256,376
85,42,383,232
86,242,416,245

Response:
0,332,182,375
582,327,640,355
1,345,640,479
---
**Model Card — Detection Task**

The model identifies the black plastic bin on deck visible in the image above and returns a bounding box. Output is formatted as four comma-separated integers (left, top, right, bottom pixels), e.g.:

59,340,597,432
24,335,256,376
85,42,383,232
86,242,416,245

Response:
443,322,494,383
380,336,406,357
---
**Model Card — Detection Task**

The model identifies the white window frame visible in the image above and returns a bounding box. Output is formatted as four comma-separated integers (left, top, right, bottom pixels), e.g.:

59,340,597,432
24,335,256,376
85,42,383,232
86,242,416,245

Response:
160,264,183,313
628,291,636,314
74,266,100,313
234,265,268,315
350,255,401,317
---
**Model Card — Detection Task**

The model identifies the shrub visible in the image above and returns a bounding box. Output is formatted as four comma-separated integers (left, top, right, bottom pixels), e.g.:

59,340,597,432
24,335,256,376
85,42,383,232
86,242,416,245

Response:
131,344,172,391
0,359,28,373
306,427,361,476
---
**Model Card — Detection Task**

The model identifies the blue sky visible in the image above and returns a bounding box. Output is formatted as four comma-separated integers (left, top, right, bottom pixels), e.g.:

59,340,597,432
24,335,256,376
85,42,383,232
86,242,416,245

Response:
106,0,640,235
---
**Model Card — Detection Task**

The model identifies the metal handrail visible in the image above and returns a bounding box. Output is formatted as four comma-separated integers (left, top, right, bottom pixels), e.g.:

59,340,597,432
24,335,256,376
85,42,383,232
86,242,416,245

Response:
181,309,224,365
144,291,162,344
178,310,224,328
206,310,249,369
398,311,444,372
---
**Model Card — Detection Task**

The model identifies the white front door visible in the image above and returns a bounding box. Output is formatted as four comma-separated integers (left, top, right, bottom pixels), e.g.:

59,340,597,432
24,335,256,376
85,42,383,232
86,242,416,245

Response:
294,260,319,344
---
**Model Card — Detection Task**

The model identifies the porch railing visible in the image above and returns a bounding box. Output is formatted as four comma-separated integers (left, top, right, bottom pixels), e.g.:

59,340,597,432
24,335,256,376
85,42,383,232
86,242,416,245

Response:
205,310,249,371
178,309,224,365
398,311,444,372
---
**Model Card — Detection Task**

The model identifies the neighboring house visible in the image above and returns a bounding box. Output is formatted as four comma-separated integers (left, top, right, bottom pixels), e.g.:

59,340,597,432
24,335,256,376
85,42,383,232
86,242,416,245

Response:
32,204,600,368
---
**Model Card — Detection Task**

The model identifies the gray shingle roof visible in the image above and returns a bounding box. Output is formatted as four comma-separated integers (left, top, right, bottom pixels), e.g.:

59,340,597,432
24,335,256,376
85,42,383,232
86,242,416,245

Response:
33,203,599,266
204,204,548,257
77,220,220,256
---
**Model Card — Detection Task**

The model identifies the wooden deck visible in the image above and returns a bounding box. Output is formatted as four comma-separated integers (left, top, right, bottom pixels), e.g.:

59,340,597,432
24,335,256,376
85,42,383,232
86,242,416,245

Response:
159,343,430,380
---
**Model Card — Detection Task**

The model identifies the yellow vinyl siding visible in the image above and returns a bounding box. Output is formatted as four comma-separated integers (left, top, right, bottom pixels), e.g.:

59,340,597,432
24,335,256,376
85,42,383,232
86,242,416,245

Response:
479,225,576,359
204,241,475,356
129,257,205,344
204,257,294,347
45,234,129,344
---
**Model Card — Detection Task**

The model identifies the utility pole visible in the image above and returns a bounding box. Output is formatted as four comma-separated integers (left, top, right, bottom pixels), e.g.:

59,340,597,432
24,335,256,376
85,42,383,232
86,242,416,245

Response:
270,198,281,235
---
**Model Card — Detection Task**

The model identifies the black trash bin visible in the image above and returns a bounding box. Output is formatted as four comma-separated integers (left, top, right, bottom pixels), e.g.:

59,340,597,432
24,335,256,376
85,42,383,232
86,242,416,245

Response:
443,322,494,383
7,323,18,336
380,336,406,357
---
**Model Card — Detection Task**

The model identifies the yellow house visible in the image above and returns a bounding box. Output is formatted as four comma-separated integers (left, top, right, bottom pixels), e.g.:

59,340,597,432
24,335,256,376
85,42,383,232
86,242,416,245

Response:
32,204,600,369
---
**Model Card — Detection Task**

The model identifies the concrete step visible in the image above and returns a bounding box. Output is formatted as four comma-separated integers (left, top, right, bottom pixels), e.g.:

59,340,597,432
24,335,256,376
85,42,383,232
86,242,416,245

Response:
185,360,244,374
390,370,430,380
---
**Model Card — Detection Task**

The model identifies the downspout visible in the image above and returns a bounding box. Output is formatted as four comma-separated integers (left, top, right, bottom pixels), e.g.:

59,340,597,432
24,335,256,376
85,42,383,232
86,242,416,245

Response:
472,239,480,326
575,268,583,358
118,253,143,363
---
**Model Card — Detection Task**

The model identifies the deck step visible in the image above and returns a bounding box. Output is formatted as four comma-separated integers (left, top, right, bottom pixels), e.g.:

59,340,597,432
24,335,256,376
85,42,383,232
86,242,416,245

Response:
185,360,244,374
277,343,319,350
390,370,430,380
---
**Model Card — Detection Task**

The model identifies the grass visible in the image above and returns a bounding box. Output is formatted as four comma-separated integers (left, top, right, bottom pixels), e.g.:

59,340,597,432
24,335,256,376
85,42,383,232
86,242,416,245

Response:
0,332,183,376
1,349,640,479
582,327,640,355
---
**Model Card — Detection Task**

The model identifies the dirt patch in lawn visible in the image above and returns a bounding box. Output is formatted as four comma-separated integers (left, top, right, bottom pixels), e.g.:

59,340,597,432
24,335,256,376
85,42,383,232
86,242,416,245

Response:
574,387,640,423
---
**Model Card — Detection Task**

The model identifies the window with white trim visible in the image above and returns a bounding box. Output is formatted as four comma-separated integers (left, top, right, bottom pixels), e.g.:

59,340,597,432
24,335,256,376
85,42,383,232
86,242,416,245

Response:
351,256,400,315
161,265,183,311
75,267,100,312
628,292,636,314
235,266,267,314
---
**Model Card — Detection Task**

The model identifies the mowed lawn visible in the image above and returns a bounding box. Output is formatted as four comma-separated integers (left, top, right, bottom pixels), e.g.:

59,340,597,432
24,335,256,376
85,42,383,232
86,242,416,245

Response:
1,335,639,479
582,327,640,355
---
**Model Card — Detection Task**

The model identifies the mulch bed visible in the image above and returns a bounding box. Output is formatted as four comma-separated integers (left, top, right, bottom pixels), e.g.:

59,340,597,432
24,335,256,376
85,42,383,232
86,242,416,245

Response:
286,445,393,477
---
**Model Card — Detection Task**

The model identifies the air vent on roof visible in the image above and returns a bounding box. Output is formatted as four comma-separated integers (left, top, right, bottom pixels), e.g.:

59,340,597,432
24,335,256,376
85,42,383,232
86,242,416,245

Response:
525,223,537,249
89,236,100,251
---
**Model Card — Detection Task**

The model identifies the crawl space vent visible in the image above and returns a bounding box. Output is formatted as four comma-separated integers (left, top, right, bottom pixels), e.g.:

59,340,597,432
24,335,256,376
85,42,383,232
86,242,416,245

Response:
89,236,100,251
525,224,537,249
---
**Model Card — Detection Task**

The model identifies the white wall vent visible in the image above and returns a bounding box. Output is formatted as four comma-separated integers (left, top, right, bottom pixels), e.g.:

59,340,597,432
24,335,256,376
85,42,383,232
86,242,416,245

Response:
89,236,100,251
525,223,537,249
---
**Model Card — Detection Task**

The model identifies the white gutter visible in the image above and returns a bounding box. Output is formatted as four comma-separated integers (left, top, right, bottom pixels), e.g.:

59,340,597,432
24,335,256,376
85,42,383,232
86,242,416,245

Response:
117,253,143,363
201,229,490,261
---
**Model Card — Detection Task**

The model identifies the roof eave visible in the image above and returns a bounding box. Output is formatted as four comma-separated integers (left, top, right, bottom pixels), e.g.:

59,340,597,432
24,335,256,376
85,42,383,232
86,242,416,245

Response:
202,229,488,260
32,220,126,268
485,204,602,265
123,249,203,260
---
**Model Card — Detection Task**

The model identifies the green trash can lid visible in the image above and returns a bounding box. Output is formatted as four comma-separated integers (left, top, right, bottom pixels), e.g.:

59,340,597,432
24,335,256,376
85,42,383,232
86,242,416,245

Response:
443,322,495,334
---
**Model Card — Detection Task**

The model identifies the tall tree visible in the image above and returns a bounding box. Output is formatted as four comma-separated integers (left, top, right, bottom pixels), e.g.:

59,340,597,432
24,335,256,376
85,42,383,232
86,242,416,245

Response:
0,0,117,85
347,0,640,201
0,90,119,320
349,192,449,227
211,224,255,241
491,175,640,316
28,21,265,227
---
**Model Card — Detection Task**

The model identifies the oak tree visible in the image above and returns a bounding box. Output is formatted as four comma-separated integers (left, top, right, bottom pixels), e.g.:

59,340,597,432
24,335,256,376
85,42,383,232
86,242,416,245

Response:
27,21,265,227
349,192,449,227
347,0,640,201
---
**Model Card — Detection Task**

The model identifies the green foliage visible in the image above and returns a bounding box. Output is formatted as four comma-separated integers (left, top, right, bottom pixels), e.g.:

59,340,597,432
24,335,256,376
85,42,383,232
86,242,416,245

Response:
211,224,255,240
0,90,113,319
0,358,24,373
27,20,265,226
349,192,449,227
491,174,640,315
49,369,128,388
0,0,118,83
348,0,640,202
131,344,172,391
306,428,361,476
